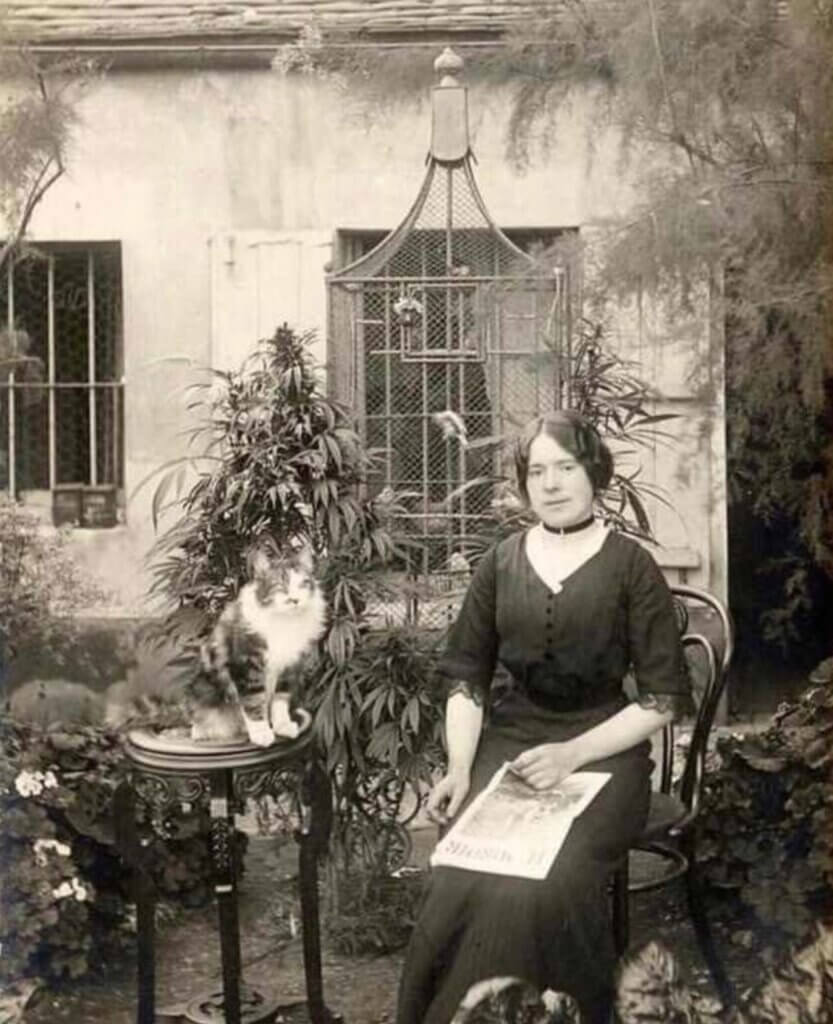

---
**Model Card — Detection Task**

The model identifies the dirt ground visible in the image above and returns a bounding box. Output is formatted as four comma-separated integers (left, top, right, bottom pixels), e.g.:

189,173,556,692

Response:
19,824,761,1024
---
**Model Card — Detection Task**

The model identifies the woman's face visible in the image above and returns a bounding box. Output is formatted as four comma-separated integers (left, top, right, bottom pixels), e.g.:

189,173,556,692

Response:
525,431,595,529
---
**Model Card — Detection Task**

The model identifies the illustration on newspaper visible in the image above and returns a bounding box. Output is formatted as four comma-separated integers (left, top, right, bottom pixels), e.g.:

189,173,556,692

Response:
430,764,611,879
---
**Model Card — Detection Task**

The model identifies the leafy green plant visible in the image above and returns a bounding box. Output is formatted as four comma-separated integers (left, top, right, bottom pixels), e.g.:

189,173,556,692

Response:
0,13,97,276
494,0,833,644
0,499,107,688
326,867,425,956
143,324,443,881
145,324,392,649
0,718,234,984
446,316,677,559
280,1,833,645
561,316,678,538
697,680,833,948
309,625,444,883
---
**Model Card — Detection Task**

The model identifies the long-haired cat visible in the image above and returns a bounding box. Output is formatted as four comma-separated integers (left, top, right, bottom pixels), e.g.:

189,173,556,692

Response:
615,920,833,1023
187,538,326,746
451,923,833,1024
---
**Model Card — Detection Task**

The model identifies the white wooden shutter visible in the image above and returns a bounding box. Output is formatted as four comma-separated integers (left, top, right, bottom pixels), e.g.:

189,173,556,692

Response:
209,230,333,372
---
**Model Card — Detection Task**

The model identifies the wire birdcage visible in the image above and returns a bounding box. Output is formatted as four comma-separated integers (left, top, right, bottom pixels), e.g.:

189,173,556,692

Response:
328,50,570,616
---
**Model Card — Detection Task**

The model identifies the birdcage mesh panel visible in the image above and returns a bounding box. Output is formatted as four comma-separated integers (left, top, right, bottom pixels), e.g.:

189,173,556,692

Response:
337,163,529,282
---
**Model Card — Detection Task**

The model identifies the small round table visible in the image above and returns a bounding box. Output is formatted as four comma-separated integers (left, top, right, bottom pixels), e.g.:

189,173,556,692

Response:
113,716,337,1024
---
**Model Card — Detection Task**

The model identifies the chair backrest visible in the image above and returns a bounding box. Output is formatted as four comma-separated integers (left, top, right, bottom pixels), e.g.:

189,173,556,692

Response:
658,585,734,830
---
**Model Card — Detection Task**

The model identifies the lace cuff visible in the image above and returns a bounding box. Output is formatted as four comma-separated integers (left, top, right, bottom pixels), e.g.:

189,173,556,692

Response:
636,692,692,722
447,679,487,707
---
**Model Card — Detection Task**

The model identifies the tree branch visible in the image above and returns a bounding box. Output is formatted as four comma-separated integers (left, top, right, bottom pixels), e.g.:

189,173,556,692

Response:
0,48,68,276
0,156,64,275
645,0,701,176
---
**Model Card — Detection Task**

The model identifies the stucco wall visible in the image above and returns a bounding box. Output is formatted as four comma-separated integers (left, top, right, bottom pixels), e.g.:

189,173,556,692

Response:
11,62,724,612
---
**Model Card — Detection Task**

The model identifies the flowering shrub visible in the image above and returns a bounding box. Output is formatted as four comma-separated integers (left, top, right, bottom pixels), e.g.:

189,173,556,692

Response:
0,719,223,984
0,498,107,676
698,680,833,949
0,731,105,981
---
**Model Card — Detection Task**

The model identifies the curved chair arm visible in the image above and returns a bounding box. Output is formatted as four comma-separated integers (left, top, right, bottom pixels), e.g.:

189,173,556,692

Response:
669,584,735,680
673,632,718,833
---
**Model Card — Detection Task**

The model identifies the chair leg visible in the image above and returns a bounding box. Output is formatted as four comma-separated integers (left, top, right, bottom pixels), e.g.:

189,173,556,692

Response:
683,852,735,1008
612,860,629,956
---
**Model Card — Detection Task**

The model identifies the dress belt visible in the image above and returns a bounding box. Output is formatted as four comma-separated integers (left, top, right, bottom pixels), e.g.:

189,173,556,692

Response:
520,680,623,714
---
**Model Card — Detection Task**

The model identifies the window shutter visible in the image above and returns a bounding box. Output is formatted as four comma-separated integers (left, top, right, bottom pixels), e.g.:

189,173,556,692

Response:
209,230,333,373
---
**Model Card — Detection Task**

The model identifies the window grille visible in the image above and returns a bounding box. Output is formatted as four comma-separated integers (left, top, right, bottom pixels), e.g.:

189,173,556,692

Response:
0,244,124,511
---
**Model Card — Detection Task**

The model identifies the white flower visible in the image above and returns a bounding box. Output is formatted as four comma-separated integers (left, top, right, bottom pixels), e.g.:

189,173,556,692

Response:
52,877,88,902
15,771,43,797
33,838,71,865
52,881,74,900
14,769,60,798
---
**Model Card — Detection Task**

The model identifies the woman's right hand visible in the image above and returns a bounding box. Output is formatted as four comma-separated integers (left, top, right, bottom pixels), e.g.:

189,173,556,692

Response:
425,768,471,827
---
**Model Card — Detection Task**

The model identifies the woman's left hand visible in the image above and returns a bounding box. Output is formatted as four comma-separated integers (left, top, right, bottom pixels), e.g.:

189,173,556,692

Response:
510,742,582,790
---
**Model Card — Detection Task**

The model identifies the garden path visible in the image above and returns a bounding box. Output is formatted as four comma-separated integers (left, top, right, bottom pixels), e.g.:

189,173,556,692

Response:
19,825,761,1024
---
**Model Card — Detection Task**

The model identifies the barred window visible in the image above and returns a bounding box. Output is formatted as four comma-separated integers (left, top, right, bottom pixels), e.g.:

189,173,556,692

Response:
0,244,124,522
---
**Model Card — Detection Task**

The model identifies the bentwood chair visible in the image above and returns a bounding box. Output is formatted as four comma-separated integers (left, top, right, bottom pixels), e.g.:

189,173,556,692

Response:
611,584,735,1007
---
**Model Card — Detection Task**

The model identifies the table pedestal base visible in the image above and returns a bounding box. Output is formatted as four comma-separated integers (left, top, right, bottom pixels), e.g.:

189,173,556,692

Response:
115,728,340,1024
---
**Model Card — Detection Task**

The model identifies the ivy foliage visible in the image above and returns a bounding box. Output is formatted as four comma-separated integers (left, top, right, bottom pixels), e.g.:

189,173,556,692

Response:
495,0,833,640
698,678,833,947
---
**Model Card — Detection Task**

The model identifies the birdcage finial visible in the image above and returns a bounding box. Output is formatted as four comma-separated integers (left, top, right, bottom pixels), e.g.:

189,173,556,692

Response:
434,46,464,86
431,47,469,164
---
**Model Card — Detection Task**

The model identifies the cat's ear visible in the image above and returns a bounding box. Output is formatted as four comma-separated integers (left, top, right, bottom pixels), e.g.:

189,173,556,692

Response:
245,543,273,578
292,540,315,575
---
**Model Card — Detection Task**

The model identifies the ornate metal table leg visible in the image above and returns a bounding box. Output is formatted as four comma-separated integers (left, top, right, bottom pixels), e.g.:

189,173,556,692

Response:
209,769,242,1024
297,760,334,1024
113,780,156,1024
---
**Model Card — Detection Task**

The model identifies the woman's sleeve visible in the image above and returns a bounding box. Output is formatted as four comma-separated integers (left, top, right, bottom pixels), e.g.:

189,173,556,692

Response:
437,545,499,705
626,545,694,720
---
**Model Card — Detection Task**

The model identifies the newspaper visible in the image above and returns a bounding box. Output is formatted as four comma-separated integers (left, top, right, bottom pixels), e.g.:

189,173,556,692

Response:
430,764,611,880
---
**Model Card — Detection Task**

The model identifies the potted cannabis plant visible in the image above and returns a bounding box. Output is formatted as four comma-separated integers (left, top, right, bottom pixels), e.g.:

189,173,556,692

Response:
143,325,445,881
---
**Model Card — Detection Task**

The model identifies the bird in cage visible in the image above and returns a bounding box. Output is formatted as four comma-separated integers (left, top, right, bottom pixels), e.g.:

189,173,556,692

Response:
433,410,469,449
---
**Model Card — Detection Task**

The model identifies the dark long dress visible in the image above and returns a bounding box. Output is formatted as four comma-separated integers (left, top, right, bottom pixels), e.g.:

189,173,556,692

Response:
396,530,690,1024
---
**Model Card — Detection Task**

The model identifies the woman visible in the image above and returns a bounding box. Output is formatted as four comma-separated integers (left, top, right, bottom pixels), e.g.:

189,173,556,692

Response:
396,411,691,1024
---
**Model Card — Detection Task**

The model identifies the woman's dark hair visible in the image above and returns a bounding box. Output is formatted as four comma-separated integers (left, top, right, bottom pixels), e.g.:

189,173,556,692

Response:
514,411,614,501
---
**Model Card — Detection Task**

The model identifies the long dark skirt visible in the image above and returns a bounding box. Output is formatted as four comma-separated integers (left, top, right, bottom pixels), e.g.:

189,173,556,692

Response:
396,690,653,1024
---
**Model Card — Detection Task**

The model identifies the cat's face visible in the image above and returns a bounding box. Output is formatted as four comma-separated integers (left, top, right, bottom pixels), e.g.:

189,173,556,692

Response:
246,543,317,612
453,978,580,1024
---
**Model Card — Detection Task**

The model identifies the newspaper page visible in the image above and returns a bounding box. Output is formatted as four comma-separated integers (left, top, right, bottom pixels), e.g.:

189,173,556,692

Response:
430,764,611,880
